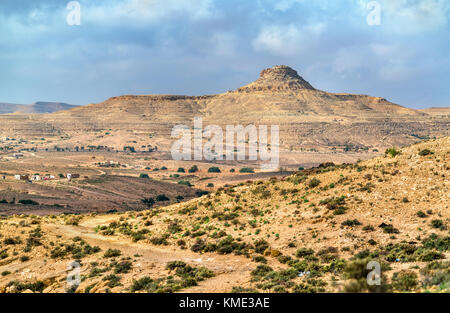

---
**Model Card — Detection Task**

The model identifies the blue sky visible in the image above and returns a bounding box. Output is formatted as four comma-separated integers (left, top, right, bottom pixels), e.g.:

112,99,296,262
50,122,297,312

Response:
0,0,449,108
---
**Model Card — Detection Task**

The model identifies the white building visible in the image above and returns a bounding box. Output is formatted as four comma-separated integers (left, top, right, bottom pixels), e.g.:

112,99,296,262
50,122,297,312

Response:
67,173,80,181
15,175,29,181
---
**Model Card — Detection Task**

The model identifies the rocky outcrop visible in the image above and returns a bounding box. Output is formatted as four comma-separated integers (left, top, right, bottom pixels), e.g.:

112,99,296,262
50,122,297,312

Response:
236,65,315,93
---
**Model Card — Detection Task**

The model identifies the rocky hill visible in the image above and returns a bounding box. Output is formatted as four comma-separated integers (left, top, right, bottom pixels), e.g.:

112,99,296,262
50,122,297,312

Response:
0,102,76,114
0,66,448,155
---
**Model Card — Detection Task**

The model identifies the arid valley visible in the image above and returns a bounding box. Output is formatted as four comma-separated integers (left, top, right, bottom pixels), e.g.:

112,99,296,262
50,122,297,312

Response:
0,66,448,294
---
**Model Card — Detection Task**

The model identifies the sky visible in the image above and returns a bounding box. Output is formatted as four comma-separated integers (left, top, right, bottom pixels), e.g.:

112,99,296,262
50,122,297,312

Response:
0,0,449,109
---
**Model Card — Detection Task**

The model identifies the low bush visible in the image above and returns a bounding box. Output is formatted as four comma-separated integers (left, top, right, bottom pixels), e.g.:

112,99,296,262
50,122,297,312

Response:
391,270,418,292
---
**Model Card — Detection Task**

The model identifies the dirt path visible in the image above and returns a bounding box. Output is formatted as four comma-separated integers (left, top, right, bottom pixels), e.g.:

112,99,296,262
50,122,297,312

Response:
44,216,255,293
61,184,135,200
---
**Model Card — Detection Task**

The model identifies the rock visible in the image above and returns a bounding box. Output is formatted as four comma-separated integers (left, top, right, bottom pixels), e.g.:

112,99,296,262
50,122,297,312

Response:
270,249,281,257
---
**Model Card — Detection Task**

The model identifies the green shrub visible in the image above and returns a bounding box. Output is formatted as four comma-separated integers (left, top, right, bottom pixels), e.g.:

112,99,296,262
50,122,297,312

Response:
103,274,121,288
253,256,267,263
104,249,121,258
114,261,132,274
156,194,169,202
431,219,445,230
253,239,269,254
363,225,375,232
131,276,155,292
296,248,315,258
18,199,39,205
416,211,427,218
391,270,418,292
418,149,434,156
7,280,46,293
385,147,400,157
208,167,221,173
379,223,399,234
150,235,169,246
191,238,206,252
188,165,198,173
3,237,22,245
250,265,273,279
167,221,182,234
341,219,361,227
308,178,321,188
239,168,254,173
141,197,155,207
20,255,30,262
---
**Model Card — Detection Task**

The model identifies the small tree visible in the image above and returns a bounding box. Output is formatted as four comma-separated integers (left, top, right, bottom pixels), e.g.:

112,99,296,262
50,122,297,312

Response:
141,198,155,207
188,165,198,173
208,167,221,173
156,194,169,202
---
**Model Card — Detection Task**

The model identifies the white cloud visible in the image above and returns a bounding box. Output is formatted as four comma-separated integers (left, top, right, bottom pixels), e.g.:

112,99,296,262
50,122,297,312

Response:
84,0,213,25
252,23,325,56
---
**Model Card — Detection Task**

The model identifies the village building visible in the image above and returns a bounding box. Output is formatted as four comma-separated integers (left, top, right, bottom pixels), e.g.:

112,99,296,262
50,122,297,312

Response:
15,174,29,181
67,173,80,181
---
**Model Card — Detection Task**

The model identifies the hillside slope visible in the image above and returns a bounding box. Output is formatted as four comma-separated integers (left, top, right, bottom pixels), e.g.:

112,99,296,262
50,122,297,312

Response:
0,137,448,293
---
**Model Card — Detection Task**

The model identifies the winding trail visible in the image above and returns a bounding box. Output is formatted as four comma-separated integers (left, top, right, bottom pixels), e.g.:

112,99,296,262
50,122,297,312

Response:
44,216,255,293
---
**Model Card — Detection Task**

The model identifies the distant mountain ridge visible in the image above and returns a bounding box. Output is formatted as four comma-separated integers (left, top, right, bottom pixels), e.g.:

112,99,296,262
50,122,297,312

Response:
0,101,76,114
